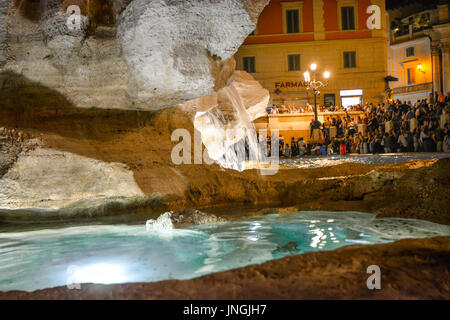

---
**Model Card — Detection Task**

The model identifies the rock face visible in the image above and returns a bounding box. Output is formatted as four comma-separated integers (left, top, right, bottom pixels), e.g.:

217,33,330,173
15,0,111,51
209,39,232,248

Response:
118,0,258,108
1,108,449,224
0,146,144,215
0,0,269,110
171,209,225,227
0,0,8,65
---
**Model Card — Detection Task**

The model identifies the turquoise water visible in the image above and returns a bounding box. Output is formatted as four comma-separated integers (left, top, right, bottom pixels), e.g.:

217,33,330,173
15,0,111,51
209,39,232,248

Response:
281,153,450,168
0,211,449,292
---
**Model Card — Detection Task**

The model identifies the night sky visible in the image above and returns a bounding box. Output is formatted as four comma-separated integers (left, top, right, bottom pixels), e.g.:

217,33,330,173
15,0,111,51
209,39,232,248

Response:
386,0,445,10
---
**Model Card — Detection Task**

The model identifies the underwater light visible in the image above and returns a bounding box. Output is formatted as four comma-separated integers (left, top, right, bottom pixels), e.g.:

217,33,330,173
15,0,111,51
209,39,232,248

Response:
73,263,127,284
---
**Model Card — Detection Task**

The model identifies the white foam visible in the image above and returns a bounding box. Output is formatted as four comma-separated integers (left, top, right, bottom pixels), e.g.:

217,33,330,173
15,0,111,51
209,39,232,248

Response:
194,83,263,172
146,211,174,232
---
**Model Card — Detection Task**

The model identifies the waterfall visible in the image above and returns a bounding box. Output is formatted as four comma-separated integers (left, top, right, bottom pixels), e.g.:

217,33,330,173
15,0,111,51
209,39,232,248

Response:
194,83,264,172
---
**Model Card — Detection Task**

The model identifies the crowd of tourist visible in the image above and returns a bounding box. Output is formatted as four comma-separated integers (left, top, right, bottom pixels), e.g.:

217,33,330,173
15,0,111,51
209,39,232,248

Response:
267,102,363,114
263,94,450,157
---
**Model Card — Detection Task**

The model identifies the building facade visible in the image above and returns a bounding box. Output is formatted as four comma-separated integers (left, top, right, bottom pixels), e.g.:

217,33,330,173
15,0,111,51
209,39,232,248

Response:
235,0,388,108
388,3,450,102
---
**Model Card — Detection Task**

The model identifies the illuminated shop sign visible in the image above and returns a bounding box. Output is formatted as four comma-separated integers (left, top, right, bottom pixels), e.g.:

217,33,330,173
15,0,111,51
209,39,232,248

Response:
274,81,305,89
340,89,363,96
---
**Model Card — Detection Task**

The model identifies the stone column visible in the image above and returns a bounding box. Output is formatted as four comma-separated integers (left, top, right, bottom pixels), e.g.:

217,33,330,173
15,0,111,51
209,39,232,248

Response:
431,44,442,97
441,43,450,95
313,0,325,41
268,116,279,132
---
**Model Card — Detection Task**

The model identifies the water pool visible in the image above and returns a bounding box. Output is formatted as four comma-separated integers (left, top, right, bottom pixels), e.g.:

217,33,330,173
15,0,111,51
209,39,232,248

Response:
280,153,450,168
0,211,449,292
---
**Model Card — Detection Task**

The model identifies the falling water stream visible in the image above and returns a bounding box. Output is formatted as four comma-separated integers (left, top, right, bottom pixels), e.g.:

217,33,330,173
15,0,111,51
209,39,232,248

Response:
194,83,264,171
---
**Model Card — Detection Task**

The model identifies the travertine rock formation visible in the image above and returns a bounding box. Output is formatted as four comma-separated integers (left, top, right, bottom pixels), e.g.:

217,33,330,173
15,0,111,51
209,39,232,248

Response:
0,0,269,110
171,209,225,227
0,146,144,212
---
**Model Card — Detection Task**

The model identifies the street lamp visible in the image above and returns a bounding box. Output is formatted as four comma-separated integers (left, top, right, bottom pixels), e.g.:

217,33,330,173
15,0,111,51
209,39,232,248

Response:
417,64,425,74
303,63,330,123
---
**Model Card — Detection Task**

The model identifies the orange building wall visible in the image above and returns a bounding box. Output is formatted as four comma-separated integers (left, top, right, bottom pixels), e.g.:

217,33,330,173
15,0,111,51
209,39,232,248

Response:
325,31,372,40
358,0,372,30
252,0,378,43
324,0,339,31
302,0,314,33
255,0,314,35
243,34,314,45
256,0,283,34
235,0,388,110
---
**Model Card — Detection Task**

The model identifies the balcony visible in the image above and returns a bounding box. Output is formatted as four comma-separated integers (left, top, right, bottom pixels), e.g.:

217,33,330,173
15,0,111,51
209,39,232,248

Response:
393,82,432,94
391,9,438,40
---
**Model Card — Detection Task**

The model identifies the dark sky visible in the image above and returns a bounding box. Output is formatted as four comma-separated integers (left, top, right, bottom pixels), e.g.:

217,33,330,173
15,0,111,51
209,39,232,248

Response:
386,0,444,10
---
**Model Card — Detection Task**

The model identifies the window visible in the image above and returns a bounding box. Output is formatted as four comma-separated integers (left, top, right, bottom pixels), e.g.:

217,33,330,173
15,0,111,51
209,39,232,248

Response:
406,47,415,57
341,7,355,30
282,2,303,34
288,54,300,71
407,67,415,85
343,51,356,68
286,10,299,33
243,56,255,73
324,94,336,107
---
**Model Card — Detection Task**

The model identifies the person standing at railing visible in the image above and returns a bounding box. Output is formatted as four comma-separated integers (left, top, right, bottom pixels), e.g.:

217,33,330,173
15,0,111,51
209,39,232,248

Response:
413,129,420,152
284,144,291,158
443,127,450,152
336,115,343,137
438,92,445,108
297,138,306,156
290,137,298,156
435,125,445,152
348,118,356,137
310,119,315,138
397,131,408,152
383,133,390,153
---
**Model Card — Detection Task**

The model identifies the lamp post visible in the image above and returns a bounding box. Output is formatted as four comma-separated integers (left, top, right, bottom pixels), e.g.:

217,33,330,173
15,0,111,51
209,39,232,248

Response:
417,64,425,74
303,63,330,124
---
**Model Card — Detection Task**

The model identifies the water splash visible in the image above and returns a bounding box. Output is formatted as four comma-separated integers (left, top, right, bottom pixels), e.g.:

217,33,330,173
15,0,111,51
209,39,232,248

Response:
194,83,263,172
146,212,174,231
